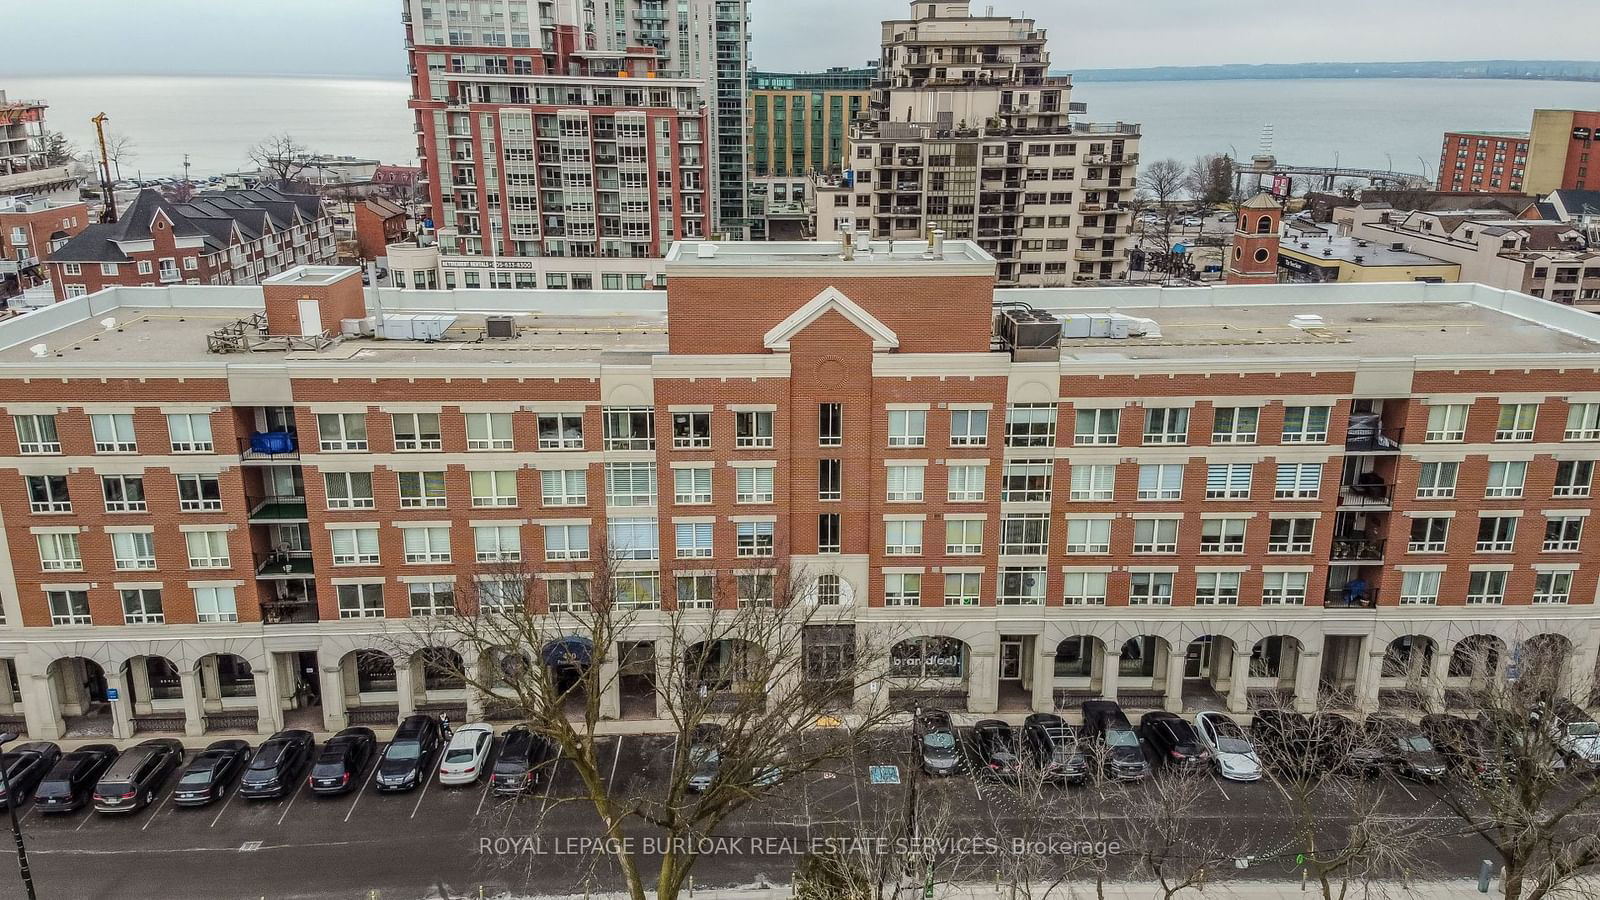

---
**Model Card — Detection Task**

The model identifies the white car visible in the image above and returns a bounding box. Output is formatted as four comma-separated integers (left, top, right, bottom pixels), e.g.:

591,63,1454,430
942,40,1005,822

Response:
1195,711,1262,782
437,723,495,786
1180,216,1204,227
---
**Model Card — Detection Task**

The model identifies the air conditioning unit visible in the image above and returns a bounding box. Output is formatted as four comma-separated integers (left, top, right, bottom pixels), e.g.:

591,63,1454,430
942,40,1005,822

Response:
484,315,517,339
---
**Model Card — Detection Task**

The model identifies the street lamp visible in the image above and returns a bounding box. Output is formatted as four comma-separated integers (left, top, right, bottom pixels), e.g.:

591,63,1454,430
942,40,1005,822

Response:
0,732,36,900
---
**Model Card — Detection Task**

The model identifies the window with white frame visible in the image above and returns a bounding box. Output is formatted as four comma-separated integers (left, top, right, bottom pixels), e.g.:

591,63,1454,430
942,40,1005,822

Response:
37,532,81,570
884,572,921,606
90,413,137,452
47,589,91,625
1133,518,1179,553
945,518,984,555
474,524,522,562
1001,459,1052,503
999,513,1049,555
1261,571,1309,605
1495,403,1538,441
674,574,713,609
1466,570,1507,605
194,585,239,623
671,412,710,449
177,474,222,511
1477,516,1517,552
887,409,927,447
604,462,656,507
166,413,214,452
813,574,843,606
1137,464,1184,500
1424,404,1468,442
540,469,587,506
1195,571,1241,605
1212,406,1259,444
470,470,519,507
735,410,774,448
947,464,986,502
1267,517,1314,553
1409,516,1450,553
736,521,775,557
818,403,843,447
101,475,145,512
1069,464,1114,501
465,412,513,450
1065,517,1111,554
1534,571,1573,604
675,522,712,559
1415,462,1458,499
1200,518,1247,553
1555,460,1594,498
1128,571,1174,605
25,475,71,513
317,413,367,451
337,583,385,618
674,467,711,504
1073,408,1119,446
999,566,1046,605
546,576,591,613
884,519,924,557
735,573,773,608
543,523,590,561
185,530,231,568
397,471,447,508
112,531,156,570
736,466,776,503
1483,461,1527,499
120,588,164,625
1400,570,1440,605
330,527,379,565
1564,403,1600,441
1273,463,1322,499
944,572,981,606
949,408,989,447
402,526,452,563
14,414,60,454
1543,516,1583,552
390,412,441,451
408,581,456,616
1143,407,1189,445
602,407,654,450
324,471,375,509
1063,572,1108,605
1205,463,1252,499
608,518,659,560
818,513,841,553
886,465,924,502
476,577,526,612
1281,406,1330,443
1005,403,1056,448
538,412,586,450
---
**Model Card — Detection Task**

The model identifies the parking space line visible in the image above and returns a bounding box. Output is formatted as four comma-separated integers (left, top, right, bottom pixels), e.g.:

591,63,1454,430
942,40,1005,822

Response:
209,785,239,828
140,786,174,832
1388,772,1419,802
1211,777,1232,802
275,781,307,826
345,743,385,823
607,736,624,795
75,809,95,832
409,763,438,820
539,759,561,815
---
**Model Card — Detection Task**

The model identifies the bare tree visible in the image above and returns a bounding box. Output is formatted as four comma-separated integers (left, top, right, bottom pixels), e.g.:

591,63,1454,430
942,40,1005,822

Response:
106,133,136,181
28,129,76,167
1186,153,1236,208
1136,157,1187,280
248,133,312,191
1123,766,1233,899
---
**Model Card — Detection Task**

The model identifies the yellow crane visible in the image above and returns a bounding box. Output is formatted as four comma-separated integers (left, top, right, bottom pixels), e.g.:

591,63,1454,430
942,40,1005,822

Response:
91,112,117,223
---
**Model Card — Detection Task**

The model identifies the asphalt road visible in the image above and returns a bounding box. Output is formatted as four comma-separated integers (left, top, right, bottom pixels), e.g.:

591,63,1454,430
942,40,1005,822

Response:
8,729,1515,900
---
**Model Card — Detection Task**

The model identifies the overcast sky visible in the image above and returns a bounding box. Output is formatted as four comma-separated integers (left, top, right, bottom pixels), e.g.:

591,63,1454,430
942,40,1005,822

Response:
1,0,1597,77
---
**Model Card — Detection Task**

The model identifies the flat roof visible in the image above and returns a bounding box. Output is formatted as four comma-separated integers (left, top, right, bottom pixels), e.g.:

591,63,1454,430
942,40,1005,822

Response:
1449,130,1529,138
261,265,362,287
1280,235,1456,268
665,239,996,273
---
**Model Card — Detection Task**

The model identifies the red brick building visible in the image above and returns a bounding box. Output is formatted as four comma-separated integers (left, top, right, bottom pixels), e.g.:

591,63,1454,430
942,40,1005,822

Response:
0,246,1597,741
353,197,409,263
1438,131,1530,193
1438,109,1600,194
0,196,88,300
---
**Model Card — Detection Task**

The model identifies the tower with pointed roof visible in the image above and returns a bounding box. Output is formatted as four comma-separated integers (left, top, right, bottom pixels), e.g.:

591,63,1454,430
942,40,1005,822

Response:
1225,191,1283,285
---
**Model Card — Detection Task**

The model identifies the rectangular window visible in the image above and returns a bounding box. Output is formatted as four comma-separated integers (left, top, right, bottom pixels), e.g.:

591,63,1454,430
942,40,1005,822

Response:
944,572,981,606
337,583,385,619
1415,462,1458,499
1211,406,1259,444
545,576,591,613
1484,461,1527,499
818,514,841,554
735,573,773,608
949,408,989,447
470,470,518,507
608,518,659,560
317,413,368,451
397,470,448,508
324,471,375,509
1544,516,1583,552
465,412,513,450
120,588,164,625
37,532,82,570
1200,518,1247,553
1261,571,1309,605
887,409,927,447
1534,571,1573,604
736,521,775,557
477,577,526,612
543,523,590,561
1554,460,1594,498
1133,518,1179,554
734,411,774,448
1128,571,1174,605
1424,404,1468,442
14,414,61,454
185,530,232,568
736,466,776,503
47,589,92,625
26,475,71,513
402,526,452,563
886,465,924,502
1267,517,1314,553
1476,516,1518,552
1065,517,1110,554
1137,464,1184,500
674,575,713,610
1001,460,1052,503
999,513,1049,555
671,412,710,449
1073,408,1119,446
540,469,587,507
1466,570,1507,605
947,464,986,502
408,582,456,617
538,413,586,450
1069,464,1115,501
818,459,842,501
602,407,654,450
884,572,921,607
1005,403,1056,448
1408,517,1450,553
604,462,656,507
1273,463,1322,499
885,520,924,555
1063,572,1108,606
674,522,713,559
1205,463,1252,499
999,567,1046,606
112,531,156,570
818,403,843,447
1281,406,1330,444
90,413,137,453
100,475,146,512
1143,407,1189,445
1195,571,1241,605
474,524,522,562
614,573,661,610
165,413,214,452
945,518,984,555
1495,403,1538,441
177,474,222,511
194,586,239,623
1564,403,1600,441
330,527,380,565
673,467,711,505
1400,570,1440,605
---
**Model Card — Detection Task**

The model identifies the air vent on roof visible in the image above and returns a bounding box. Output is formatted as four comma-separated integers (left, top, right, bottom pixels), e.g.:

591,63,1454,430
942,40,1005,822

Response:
1355,239,1369,247
1390,242,1405,252
485,315,517,339
28,343,48,359
1289,314,1325,329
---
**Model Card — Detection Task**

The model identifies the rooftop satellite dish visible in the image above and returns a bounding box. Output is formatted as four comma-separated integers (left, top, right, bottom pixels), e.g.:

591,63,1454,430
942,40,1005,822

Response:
100,317,118,329
29,343,49,358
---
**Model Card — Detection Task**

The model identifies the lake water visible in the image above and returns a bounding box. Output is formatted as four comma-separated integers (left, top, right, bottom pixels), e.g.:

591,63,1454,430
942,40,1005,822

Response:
6,74,1599,181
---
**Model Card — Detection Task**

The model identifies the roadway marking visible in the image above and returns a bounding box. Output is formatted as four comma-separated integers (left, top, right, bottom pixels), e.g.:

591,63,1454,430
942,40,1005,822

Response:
409,762,439,820
345,743,385,823
209,784,240,828
539,758,561,815
75,808,96,832
140,784,174,832
275,780,307,826
1388,771,1419,803
607,736,624,795
1211,776,1233,802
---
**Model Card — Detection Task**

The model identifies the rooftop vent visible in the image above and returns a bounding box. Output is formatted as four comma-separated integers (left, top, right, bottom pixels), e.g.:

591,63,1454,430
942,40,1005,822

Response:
1390,242,1406,252
696,243,717,259
99,317,117,330
484,315,516,339
28,343,48,359
1289,314,1326,329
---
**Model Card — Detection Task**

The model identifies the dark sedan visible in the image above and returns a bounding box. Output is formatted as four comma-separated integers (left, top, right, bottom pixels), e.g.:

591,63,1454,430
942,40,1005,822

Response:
491,725,556,795
969,719,1022,778
1422,714,1504,780
1083,700,1150,781
1367,716,1446,781
914,708,962,777
33,744,118,814
0,742,62,809
375,715,443,793
172,740,251,807
1140,711,1210,770
309,727,376,795
239,730,314,800
1023,713,1089,784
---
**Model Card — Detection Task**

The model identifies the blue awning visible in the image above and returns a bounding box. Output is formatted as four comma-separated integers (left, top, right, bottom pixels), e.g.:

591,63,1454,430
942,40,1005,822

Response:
542,636,594,667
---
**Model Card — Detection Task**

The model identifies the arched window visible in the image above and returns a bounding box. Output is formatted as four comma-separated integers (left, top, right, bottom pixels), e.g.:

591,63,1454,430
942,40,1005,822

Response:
1256,214,1273,234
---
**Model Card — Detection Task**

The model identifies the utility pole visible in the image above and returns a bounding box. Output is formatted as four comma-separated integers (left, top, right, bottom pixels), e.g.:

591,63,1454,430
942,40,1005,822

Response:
0,733,37,900
91,113,118,223
183,153,191,185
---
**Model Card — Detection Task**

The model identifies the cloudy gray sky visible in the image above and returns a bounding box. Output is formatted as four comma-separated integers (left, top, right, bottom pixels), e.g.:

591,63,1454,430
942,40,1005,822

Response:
1,0,1597,77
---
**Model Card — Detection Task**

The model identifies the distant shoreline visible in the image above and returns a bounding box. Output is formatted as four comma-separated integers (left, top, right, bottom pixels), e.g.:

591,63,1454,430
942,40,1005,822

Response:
1068,60,1600,84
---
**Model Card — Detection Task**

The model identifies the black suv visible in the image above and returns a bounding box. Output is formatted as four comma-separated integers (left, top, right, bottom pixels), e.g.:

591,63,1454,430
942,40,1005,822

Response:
0,742,62,809
1422,714,1503,780
1366,716,1446,781
239,730,314,800
33,744,118,814
173,740,252,807
375,715,444,792
1081,700,1149,780
913,708,961,777
309,727,376,795
491,725,556,795
1140,711,1210,770
1022,713,1088,784
94,738,185,814
968,719,1022,778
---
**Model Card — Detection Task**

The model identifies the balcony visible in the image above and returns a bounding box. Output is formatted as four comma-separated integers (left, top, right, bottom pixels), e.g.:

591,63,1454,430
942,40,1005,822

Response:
260,584,319,625
247,494,308,524
1073,248,1117,262
1330,537,1386,562
241,431,298,462
256,552,315,579
1345,418,1403,453
1324,585,1379,609
1337,480,1392,509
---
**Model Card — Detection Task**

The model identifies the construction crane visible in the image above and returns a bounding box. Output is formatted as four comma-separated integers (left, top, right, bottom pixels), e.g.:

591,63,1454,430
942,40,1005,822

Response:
91,112,117,223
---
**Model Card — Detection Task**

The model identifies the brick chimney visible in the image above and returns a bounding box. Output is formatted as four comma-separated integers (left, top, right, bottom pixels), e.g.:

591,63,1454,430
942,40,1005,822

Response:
261,266,367,336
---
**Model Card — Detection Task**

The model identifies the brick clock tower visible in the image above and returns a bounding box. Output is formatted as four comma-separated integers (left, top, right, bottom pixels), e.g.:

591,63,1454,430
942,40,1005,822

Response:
1225,191,1283,285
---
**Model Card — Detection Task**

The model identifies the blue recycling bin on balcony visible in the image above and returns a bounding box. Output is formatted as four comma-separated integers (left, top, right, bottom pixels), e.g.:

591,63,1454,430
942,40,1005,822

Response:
250,431,297,456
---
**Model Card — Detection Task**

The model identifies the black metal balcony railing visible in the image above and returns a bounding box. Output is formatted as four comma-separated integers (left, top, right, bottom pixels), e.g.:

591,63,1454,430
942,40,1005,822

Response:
255,551,315,578
260,592,319,625
1330,537,1386,561
246,494,308,523
1345,425,1404,453
1338,481,1393,507
1325,585,1380,609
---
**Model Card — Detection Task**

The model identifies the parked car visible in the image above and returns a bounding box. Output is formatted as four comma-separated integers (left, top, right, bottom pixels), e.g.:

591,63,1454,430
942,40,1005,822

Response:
913,708,962,777
968,720,1022,778
172,740,251,807
309,727,376,795
1022,713,1089,784
1534,700,1600,766
1140,711,1210,770
375,715,445,793
1365,716,1446,781
1194,711,1261,782
33,744,118,813
1422,714,1503,780
94,738,185,814
491,725,556,795
1180,216,1204,227
685,722,725,793
439,723,496,786
1309,713,1385,777
1081,700,1149,780
1251,709,1315,776
239,730,314,800
0,742,61,808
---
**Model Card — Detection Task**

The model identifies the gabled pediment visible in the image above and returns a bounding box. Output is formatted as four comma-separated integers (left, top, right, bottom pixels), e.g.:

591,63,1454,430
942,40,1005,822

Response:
763,286,899,352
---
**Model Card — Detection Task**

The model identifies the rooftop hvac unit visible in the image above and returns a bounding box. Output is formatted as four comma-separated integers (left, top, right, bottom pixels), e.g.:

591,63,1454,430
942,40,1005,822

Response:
380,313,456,341
1290,314,1326,329
1390,242,1406,252
999,308,1061,350
484,315,517,339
